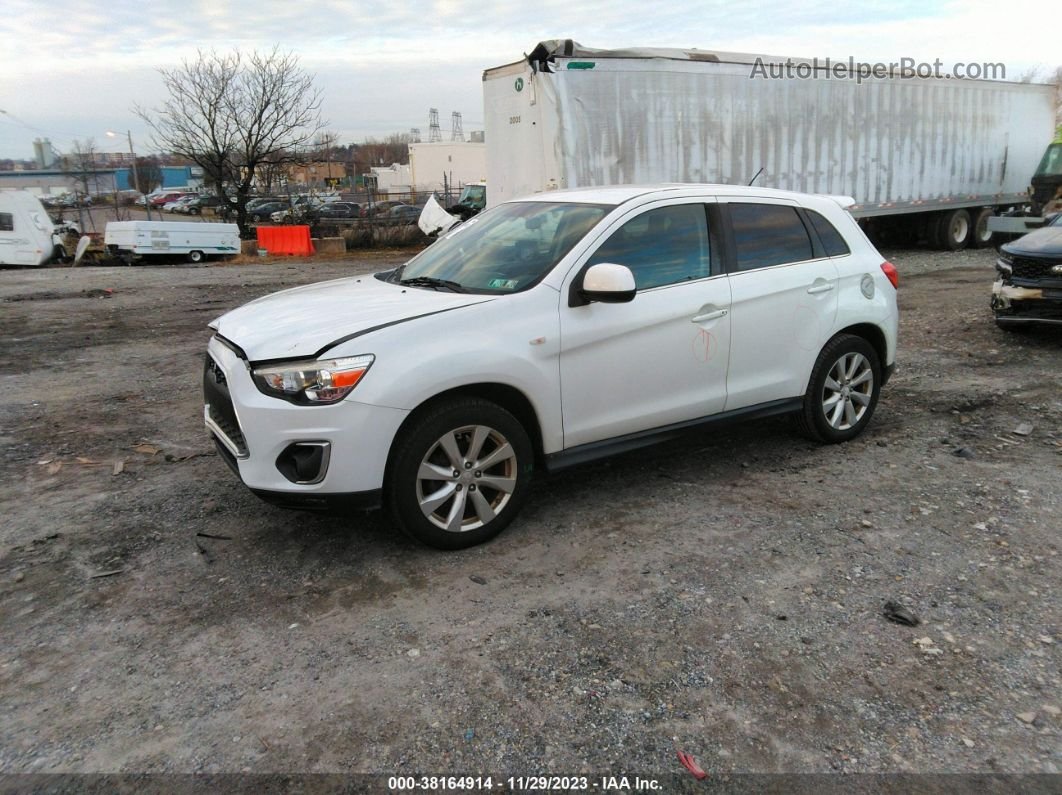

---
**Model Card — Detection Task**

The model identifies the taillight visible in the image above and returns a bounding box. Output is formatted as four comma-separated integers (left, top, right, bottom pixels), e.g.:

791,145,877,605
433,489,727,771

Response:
880,261,899,289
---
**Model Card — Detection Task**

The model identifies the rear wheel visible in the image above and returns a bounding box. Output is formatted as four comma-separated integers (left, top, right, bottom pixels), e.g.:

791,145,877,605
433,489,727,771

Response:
187,250,205,263
939,209,972,250
797,334,882,443
972,208,995,248
387,398,533,549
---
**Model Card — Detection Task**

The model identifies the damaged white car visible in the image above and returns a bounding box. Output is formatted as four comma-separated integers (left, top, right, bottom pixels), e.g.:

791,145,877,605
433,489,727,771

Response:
204,185,898,549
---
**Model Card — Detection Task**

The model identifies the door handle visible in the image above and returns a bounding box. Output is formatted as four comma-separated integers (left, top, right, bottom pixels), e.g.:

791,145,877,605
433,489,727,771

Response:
692,309,728,322
807,283,835,295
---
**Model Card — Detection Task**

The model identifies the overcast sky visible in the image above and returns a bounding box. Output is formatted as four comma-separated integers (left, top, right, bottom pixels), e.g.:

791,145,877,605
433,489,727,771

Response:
0,0,1054,161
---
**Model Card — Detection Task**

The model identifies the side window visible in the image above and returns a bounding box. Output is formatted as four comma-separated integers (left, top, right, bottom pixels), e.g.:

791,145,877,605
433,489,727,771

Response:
587,204,710,290
0,212,13,232
806,210,851,257
729,203,813,271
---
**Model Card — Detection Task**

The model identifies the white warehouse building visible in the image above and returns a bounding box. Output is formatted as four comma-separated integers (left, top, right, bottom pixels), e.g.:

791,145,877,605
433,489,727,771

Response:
409,142,486,194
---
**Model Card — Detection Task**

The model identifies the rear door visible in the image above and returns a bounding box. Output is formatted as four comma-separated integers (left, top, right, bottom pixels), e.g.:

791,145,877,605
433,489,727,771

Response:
720,200,839,410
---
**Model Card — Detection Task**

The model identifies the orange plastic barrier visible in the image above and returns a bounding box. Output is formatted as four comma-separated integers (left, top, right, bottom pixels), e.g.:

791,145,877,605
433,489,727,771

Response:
256,225,315,256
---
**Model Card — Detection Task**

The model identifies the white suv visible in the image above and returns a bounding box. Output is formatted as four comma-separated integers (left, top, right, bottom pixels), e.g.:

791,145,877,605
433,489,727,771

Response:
205,185,898,549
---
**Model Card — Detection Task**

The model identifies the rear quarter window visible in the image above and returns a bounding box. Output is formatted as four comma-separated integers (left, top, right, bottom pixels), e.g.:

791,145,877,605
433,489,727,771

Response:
806,210,851,257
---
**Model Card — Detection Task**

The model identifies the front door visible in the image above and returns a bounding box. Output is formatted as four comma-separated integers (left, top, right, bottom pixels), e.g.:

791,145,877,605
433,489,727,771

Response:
559,200,732,448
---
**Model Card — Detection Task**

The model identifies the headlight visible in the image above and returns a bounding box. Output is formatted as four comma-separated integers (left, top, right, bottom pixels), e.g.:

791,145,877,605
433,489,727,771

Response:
252,354,374,405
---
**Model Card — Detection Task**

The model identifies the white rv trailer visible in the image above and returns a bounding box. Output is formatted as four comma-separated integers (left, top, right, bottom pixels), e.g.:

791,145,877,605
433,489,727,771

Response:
105,221,240,263
0,191,62,266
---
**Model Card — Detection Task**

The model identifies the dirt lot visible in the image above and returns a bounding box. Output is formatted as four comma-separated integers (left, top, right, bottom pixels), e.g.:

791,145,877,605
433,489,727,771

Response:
0,246,1059,787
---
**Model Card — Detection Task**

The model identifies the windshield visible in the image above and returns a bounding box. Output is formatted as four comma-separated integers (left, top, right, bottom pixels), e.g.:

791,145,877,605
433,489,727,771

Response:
395,201,610,293
1035,143,1062,178
460,185,486,204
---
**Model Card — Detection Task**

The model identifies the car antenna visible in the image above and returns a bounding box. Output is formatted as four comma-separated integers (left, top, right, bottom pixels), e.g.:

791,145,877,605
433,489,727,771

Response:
748,167,765,186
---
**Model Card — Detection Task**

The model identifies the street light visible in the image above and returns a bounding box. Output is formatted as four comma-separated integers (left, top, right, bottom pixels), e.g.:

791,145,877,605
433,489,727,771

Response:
107,130,151,220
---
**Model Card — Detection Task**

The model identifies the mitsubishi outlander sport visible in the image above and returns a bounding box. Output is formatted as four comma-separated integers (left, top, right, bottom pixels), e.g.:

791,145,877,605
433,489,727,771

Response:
204,185,899,549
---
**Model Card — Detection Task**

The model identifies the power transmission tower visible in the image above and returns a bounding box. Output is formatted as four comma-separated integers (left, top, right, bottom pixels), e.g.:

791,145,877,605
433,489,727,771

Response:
451,112,464,142
428,109,442,143
409,128,421,143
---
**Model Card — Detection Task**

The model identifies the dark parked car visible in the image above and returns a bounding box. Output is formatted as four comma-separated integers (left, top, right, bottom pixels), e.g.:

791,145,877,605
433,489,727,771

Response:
992,213,1062,329
312,202,361,220
384,204,423,225
247,202,290,223
181,195,229,215
362,200,406,218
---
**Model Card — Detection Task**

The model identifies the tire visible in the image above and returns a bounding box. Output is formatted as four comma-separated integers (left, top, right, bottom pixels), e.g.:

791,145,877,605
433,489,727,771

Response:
386,398,533,549
972,208,995,248
924,213,945,248
189,208,200,216
940,209,972,251
187,250,205,263
797,334,882,444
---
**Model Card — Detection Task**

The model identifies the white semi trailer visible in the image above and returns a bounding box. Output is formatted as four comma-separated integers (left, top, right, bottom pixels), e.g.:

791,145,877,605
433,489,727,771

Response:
483,40,1056,249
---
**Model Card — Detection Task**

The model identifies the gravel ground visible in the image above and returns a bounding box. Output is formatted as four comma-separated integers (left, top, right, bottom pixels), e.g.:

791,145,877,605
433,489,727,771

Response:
0,245,1059,790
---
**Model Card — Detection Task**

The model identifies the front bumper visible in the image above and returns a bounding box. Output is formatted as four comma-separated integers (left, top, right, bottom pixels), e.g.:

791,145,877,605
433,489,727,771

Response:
991,279,1062,325
204,335,409,497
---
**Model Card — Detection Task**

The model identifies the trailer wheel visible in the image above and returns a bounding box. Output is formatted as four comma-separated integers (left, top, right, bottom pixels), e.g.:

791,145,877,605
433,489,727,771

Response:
972,208,995,248
939,209,972,251
187,250,205,263
924,213,945,248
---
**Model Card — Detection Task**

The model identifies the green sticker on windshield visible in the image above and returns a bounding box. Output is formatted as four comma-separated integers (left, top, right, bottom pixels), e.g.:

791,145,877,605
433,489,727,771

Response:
488,278,519,290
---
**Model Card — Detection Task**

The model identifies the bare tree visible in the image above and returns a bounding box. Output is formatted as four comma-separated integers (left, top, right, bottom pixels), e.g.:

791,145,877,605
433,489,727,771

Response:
133,156,163,194
353,133,410,180
63,139,99,199
61,139,101,230
136,47,325,235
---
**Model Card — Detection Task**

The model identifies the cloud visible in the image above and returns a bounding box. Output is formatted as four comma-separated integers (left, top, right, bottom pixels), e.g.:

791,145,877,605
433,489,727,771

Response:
0,0,1054,158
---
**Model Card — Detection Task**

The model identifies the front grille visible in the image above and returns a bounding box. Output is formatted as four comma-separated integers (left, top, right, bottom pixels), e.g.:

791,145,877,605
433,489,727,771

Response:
203,355,248,457
1011,256,1062,280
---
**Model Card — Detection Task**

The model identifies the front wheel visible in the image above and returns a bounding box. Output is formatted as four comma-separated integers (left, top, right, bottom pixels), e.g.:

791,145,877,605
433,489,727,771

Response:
387,398,533,549
797,334,882,443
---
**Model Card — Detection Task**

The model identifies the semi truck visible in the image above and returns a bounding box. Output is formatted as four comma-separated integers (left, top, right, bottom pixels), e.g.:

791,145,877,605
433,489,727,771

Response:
483,40,1056,250
987,138,1062,237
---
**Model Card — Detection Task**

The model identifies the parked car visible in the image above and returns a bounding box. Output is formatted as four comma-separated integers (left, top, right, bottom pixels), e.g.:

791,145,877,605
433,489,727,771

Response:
204,185,898,549
248,202,290,223
311,202,361,220
165,195,200,213
992,213,1062,328
362,200,405,217
383,204,423,225
151,191,192,209
180,195,227,216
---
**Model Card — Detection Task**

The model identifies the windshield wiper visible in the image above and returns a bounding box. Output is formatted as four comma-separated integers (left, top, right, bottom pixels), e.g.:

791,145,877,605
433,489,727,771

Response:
399,276,468,293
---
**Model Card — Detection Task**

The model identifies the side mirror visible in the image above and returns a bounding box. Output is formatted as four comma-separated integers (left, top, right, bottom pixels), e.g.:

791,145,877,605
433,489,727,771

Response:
579,263,636,304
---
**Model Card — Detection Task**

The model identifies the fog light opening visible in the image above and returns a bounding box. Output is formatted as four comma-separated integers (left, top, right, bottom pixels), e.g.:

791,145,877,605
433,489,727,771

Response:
276,441,331,485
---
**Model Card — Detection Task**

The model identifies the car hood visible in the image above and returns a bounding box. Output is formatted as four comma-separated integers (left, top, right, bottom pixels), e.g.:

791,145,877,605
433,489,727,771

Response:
1003,226,1062,257
213,274,493,361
